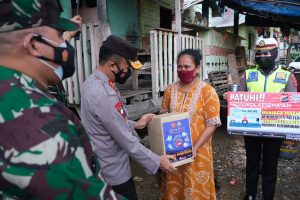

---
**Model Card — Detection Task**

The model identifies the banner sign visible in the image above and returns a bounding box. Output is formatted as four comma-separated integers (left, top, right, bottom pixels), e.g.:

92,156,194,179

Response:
227,92,300,140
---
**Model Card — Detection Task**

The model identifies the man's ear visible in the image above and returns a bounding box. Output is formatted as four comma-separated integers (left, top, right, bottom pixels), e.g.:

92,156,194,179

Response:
23,34,42,57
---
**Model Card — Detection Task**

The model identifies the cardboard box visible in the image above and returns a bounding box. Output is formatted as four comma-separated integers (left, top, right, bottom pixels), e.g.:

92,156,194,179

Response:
147,112,194,167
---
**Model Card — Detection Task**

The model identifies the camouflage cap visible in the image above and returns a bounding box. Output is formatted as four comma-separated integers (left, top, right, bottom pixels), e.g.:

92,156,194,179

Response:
0,0,78,33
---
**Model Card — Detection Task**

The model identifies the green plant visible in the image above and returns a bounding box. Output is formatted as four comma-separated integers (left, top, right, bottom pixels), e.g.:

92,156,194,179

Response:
290,52,300,60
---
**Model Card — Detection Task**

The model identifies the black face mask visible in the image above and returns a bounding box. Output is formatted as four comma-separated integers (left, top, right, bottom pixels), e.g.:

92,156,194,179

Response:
255,48,278,70
114,66,131,84
33,35,76,80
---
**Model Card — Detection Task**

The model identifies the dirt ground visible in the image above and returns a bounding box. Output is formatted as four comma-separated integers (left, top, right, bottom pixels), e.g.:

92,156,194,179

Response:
132,126,300,200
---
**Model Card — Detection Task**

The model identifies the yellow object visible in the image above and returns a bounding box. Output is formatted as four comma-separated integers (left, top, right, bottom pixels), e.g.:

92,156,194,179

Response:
246,65,291,92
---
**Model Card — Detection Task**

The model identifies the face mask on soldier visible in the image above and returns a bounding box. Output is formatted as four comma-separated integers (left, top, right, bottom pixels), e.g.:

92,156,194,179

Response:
32,34,76,80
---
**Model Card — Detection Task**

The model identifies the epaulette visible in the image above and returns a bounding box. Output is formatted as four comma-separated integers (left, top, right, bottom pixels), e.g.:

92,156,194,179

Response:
280,65,291,72
247,64,257,69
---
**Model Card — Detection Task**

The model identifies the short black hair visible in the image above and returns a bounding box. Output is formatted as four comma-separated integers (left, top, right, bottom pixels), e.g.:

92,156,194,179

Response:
177,49,202,66
98,46,119,65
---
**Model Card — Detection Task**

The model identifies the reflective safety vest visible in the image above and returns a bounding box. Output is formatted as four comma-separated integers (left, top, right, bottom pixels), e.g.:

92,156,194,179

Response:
245,65,290,92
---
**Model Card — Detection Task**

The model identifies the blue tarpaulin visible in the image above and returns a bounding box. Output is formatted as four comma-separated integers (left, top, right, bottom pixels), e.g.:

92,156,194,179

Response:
223,0,300,28
224,0,300,17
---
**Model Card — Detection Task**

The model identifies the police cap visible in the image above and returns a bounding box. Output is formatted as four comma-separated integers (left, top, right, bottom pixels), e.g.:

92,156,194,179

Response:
255,37,278,52
102,35,143,70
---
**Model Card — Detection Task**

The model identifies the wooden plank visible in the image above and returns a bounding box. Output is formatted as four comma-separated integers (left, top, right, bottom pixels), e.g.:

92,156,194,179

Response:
140,16,160,25
88,23,97,70
190,36,193,49
140,0,159,10
132,69,138,91
66,77,73,104
173,33,178,81
71,39,80,104
150,30,159,101
181,35,185,50
140,9,159,20
158,31,163,92
93,23,101,66
212,79,227,85
168,32,173,84
227,54,240,84
82,24,91,80
120,89,152,98
163,32,168,90
76,38,84,104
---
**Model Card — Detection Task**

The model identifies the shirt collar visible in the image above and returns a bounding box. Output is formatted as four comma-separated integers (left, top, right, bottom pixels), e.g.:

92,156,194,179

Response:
258,63,278,75
93,69,110,83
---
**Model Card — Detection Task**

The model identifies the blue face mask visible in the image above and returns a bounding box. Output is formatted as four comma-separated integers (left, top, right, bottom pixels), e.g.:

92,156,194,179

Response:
33,34,75,81
38,42,66,81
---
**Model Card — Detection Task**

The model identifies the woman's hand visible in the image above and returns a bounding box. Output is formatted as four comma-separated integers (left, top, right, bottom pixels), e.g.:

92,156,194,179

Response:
192,125,218,157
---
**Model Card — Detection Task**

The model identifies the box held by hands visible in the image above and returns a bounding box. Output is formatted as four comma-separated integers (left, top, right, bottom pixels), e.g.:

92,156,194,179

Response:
147,112,193,167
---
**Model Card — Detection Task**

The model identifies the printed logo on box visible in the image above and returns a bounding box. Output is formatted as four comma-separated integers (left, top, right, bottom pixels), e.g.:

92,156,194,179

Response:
163,118,193,162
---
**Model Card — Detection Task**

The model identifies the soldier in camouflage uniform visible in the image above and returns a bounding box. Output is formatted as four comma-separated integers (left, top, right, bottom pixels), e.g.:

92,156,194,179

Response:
0,0,125,199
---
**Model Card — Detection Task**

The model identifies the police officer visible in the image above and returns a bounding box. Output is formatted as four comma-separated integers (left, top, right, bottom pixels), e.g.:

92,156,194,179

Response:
0,1,122,199
80,35,176,200
239,38,298,200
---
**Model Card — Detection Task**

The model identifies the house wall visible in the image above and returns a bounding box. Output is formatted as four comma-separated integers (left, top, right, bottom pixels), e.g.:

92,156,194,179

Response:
60,0,72,18
239,25,258,63
140,0,160,36
107,0,140,45
202,29,237,78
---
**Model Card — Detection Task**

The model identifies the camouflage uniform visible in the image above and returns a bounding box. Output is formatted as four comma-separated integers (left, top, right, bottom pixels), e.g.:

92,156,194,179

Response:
0,0,125,199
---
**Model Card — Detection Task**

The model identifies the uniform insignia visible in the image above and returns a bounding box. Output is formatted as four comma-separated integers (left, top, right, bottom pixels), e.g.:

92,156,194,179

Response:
247,71,258,82
258,40,265,47
275,72,286,79
109,80,116,89
115,101,127,118
274,72,287,84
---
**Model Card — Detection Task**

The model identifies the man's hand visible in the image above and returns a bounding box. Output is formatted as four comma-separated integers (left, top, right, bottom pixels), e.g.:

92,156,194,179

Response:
134,113,155,129
62,15,83,41
159,154,177,173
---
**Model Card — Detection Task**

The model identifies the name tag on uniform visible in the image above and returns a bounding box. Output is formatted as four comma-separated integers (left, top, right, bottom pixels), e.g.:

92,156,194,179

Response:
115,101,127,119
274,72,287,84
247,71,258,82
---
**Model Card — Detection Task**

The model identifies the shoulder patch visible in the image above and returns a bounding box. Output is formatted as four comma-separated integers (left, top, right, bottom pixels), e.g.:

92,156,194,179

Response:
115,101,127,119
273,72,287,84
247,71,258,82
280,65,289,71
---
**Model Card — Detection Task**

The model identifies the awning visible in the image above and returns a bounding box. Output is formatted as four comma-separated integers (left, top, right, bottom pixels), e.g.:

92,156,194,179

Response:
223,0,300,28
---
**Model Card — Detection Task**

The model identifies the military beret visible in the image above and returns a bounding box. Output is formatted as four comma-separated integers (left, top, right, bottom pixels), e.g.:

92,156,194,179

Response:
255,37,278,52
102,35,143,70
0,0,78,33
